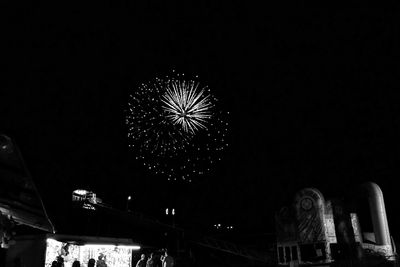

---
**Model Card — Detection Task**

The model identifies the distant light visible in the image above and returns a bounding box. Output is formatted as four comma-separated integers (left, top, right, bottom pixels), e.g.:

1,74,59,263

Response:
0,135,13,153
165,208,169,215
172,208,175,215
128,196,131,200
73,189,89,196
82,203,96,210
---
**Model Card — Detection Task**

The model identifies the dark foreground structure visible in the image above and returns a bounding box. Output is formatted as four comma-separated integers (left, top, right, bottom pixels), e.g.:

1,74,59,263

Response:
0,134,272,267
276,182,397,266
2,133,398,266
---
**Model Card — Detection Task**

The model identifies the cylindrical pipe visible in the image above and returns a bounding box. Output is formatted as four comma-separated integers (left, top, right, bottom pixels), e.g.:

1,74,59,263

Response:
363,182,391,246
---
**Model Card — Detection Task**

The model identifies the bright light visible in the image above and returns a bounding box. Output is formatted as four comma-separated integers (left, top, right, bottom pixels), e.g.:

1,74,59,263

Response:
165,208,169,215
84,244,141,250
117,245,141,250
46,238,57,244
45,238,139,267
172,208,175,215
47,239,140,250
83,244,115,249
128,196,131,200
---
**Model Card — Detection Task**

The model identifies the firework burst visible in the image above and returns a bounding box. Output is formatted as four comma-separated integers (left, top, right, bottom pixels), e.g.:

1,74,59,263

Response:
126,72,229,182
161,79,213,134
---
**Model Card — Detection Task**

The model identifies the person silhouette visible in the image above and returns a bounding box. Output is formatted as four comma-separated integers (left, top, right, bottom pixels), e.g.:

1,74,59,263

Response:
136,254,146,267
161,251,174,267
146,253,155,267
96,254,107,267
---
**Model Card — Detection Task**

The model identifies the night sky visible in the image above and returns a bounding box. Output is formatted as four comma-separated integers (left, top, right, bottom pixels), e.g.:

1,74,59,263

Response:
2,8,400,240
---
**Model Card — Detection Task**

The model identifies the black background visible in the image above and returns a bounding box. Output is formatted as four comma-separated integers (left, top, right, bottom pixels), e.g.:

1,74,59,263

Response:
2,7,400,240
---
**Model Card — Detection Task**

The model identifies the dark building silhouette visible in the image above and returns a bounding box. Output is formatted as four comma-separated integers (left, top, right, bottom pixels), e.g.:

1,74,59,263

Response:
276,182,395,266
